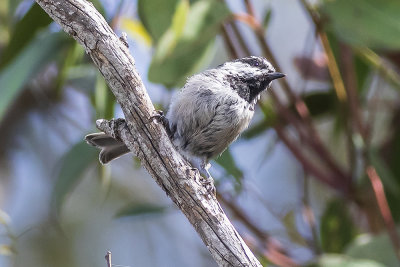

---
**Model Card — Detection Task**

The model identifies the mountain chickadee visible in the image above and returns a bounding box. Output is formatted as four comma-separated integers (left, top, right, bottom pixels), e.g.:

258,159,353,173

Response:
86,56,285,191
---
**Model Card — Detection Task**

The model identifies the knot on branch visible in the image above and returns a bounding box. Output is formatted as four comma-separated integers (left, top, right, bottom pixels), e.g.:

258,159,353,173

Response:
96,118,127,141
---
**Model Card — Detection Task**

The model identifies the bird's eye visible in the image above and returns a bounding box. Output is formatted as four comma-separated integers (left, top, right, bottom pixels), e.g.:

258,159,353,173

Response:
254,62,260,67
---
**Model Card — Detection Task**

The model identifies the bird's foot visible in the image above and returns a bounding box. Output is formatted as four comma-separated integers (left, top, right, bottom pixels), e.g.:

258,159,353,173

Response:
150,110,165,123
150,110,173,137
197,161,216,196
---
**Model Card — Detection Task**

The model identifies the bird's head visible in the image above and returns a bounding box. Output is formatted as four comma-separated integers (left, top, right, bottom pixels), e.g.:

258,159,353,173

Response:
217,56,285,103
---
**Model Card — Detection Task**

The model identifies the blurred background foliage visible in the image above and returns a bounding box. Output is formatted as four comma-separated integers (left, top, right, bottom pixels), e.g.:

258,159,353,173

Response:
0,0,400,266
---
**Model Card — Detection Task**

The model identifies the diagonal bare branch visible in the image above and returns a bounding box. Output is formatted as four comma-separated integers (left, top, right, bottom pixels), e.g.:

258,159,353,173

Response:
35,0,264,266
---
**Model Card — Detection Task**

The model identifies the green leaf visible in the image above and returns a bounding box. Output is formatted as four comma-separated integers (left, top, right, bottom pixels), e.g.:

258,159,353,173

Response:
250,100,278,135
148,0,230,87
8,0,25,21
243,101,278,140
115,203,167,218
282,211,308,246
95,73,115,119
320,199,357,253
152,0,189,60
171,0,189,38
0,1,9,46
345,231,400,267
149,39,215,88
52,141,98,213
138,0,180,43
0,3,52,69
355,47,400,90
243,119,272,139
215,148,243,189
302,91,336,117
321,0,400,49
54,40,81,96
354,54,371,93
262,9,272,30
0,32,68,121
312,254,386,267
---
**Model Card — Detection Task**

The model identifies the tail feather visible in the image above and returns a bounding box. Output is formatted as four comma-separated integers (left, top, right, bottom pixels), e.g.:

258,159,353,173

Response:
85,133,130,164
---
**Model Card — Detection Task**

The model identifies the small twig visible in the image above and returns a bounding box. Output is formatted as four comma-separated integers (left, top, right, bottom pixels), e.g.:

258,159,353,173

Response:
218,193,268,240
274,124,340,191
230,21,252,56
232,13,260,30
267,93,352,192
319,32,347,102
299,0,347,102
220,24,240,59
339,44,367,187
237,0,352,190
223,8,341,189
366,166,400,260
302,175,321,254
355,47,400,90
105,251,112,267
244,0,256,18
218,193,298,267
365,76,383,143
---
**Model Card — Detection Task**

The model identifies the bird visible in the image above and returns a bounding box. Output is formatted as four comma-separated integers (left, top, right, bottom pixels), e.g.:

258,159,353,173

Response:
85,56,285,191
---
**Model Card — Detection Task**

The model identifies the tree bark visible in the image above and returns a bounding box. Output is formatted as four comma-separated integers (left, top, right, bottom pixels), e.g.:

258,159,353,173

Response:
35,0,262,266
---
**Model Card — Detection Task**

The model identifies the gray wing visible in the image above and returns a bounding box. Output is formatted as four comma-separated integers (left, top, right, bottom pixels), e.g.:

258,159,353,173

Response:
166,80,247,159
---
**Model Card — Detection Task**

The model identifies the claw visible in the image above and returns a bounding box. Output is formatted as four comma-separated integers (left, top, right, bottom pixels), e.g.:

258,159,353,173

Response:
149,110,164,123
150,110,173,137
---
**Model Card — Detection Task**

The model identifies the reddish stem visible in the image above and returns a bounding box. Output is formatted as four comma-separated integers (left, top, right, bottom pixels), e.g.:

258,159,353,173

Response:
274,124,343,191
221,24,240,59
366,166,400,260
218,193,298,267
238,0,352,190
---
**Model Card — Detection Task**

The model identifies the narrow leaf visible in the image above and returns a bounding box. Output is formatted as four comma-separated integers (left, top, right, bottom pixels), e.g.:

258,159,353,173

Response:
95,73,115,119
262,9,272,30
320,199,357,253
0,32,68,121
171,0,189,38
148,0,231,87
301,91,336,117
0,3,52,69
314,254,386,267
282,211,308,246
52,141,98,213
321,0,400,49
116,204,167,218
346,230,400,267
215,149,243,187
138,0,180,43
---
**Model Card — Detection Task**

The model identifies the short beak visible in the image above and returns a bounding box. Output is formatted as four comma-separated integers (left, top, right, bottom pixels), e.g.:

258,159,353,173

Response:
268,72,285,81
